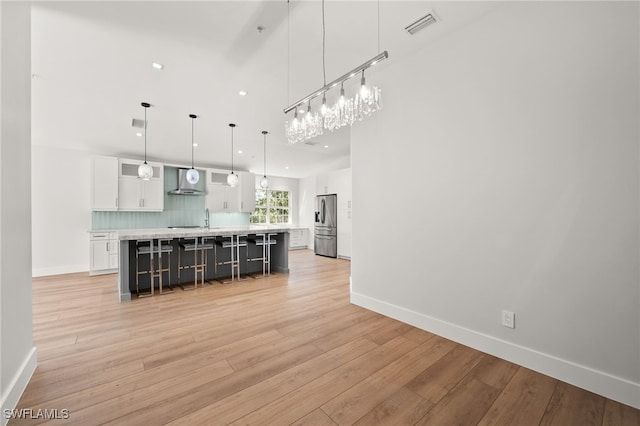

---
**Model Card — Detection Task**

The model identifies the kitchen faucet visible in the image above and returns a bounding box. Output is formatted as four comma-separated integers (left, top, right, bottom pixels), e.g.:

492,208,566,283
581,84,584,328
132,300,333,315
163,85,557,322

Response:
204,208,209,228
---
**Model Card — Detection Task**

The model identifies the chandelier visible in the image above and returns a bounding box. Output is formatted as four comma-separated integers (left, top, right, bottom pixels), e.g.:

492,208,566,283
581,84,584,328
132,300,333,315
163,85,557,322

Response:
284,0,388,144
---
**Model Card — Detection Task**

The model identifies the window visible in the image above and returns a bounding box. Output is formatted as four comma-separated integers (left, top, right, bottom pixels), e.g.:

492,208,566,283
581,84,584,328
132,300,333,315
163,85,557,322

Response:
250,189,290,224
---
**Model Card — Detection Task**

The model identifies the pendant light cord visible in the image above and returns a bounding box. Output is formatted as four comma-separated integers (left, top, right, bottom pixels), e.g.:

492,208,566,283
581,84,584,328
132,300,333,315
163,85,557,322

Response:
144,106,147,163
263,132,267,177
191,117,194,169
322,0,326,86
230,126,234,173
287,0,290,105
377,0,380,54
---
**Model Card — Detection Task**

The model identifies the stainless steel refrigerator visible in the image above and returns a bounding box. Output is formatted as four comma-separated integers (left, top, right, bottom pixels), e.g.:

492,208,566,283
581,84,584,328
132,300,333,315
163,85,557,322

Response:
314,194,337,258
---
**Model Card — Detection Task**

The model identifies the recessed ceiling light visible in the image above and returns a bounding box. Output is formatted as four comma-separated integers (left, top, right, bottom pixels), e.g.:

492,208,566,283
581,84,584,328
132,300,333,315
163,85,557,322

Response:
136,132,143,137
324,145,329,148
237,150,243,154
285,166,289,170
239,90,248,96
192,143,198,147
151,62,164,70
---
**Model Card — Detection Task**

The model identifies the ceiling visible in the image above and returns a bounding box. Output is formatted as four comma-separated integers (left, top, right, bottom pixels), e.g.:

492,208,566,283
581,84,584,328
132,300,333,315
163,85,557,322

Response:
31,1,500,178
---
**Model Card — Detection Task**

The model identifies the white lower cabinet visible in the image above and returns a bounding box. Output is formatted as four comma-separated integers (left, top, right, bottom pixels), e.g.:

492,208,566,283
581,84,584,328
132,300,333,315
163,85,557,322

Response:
90,232,119,274
289,228,308,250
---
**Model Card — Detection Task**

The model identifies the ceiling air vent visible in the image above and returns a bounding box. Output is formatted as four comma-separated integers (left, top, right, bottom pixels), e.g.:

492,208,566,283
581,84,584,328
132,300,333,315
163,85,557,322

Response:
131,118,145,128
405,11,439,35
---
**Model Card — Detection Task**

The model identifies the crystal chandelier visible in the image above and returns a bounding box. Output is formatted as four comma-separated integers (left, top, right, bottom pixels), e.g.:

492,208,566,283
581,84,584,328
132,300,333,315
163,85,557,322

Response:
284,0,388,144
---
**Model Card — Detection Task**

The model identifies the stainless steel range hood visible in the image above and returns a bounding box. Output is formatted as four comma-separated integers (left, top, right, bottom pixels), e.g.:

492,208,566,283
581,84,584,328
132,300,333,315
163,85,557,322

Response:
169,168,205,195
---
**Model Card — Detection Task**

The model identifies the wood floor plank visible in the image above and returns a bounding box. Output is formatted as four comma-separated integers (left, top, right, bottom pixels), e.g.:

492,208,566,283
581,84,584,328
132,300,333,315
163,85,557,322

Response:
540,381,606,426
14,250,639,425
466,354,520,391
405,343,485,405
291,409,338,426
363,319,415,345
40,359,234,426
415,377,500,425
17,360,145,410
163,337,378,426
602,399,640,426
478,367,558,426
228,336,420,426
321,336,451,426
352,386,431,426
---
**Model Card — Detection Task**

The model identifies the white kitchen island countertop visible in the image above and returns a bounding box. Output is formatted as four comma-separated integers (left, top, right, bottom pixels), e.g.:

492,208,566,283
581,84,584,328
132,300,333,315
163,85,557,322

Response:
117,225,294,240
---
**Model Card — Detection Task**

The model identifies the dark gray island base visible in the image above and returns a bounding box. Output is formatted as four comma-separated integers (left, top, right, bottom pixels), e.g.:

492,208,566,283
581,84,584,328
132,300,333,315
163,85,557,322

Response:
117,227,290,301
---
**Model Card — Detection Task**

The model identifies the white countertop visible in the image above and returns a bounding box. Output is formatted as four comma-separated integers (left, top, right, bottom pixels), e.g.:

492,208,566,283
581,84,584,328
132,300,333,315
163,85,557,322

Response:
117,225,294,240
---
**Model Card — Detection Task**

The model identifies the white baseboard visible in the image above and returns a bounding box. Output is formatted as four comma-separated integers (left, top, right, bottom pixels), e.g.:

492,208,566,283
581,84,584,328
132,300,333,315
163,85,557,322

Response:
350,291,640,409
1,347,37,426
32,264,88,278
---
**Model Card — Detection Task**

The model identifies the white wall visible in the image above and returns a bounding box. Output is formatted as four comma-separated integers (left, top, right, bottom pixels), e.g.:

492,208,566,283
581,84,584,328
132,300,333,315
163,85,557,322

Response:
298,176,316,249
1,2,37,422
351,2,639,408
332,168,352,259
32,146,91,276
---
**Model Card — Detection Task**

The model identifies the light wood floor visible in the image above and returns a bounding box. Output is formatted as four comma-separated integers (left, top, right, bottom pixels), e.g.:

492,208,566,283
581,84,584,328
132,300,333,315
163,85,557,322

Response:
14,250,639,425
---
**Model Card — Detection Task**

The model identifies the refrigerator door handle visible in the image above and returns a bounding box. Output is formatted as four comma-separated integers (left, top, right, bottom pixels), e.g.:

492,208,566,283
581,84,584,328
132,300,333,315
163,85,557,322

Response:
321,199,326,224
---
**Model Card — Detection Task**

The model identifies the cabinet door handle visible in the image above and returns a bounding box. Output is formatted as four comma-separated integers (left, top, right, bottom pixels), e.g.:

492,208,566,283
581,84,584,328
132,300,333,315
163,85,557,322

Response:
116,197,118,208
107,242,110,252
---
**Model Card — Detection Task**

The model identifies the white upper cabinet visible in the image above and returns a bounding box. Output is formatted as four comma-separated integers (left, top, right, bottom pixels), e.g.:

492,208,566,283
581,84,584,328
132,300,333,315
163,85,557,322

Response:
239,172,256,213
205,169,255,213
91,156,119,211
117,159,164,211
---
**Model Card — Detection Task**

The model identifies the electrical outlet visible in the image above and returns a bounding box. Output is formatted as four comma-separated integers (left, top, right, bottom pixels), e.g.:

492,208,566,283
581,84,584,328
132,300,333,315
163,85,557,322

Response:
502,310,515,329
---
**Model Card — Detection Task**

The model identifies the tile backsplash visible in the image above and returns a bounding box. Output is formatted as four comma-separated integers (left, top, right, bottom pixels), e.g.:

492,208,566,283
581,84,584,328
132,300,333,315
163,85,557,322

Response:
91,167,250,230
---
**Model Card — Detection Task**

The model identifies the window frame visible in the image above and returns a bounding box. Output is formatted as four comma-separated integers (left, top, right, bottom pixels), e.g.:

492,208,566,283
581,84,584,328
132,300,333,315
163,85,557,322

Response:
250,189,290,225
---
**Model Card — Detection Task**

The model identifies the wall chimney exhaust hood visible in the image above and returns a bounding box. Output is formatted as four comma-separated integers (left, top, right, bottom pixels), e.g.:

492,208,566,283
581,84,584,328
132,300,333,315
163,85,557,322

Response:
169,168,205,195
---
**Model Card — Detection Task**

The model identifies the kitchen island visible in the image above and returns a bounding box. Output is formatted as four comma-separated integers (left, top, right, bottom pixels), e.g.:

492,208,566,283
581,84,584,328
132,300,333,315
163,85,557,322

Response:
117,226,291,301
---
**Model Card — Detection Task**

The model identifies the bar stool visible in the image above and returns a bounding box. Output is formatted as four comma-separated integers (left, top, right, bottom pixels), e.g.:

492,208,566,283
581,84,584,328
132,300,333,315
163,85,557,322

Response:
136,239,174,297
247,233,278,278
178,237,214,290
215,234,247,284
155,239,174,294
136,239,156,297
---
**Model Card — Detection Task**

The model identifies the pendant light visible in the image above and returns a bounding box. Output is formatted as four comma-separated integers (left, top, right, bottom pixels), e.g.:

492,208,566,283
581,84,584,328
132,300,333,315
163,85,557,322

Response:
138,102,153,180
186,114,199,184
227,123,239,187
260,131,269,189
